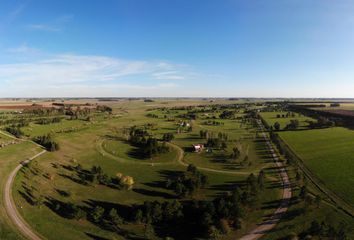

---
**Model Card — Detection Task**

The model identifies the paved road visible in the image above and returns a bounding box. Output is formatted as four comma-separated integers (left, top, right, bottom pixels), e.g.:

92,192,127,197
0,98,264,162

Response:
239,123,292,240
4,150,46,240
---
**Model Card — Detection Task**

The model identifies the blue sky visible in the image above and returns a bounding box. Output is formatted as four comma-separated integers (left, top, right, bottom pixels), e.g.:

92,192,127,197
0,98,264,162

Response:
0,0,354,97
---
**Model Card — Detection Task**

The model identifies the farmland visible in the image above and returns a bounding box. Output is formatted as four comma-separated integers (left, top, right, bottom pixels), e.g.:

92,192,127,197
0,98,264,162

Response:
0,99,351,240
279,127,354,207
0,99,285,240
259,111,315,129
260,106,354,239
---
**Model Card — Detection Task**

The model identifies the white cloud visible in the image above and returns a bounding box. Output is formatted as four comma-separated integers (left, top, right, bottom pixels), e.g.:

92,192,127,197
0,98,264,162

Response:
0,82,179,98
26,14,74,32
0,54,174,84
0,53,188,97
6,43,41,54
152,71,185,80
27,24,61,32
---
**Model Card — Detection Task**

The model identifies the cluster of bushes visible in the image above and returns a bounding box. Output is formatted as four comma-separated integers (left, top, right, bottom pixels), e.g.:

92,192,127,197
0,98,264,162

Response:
285,119,300,130
96,105,112,113
116,172,135,190
33,134,59,151
202,120,224,126
5,126,24,138
146,113,158,118
219,110,236,119
177,112,197,120
74,165,135,190
307,116,335,129
276,112,296,118
200,130,228,141
35,117,62,125
166,164,208,197
162,133,174,142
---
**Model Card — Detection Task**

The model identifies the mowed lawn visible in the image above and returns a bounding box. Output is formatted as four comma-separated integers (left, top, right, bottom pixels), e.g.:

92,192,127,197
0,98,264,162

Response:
279,127,354,206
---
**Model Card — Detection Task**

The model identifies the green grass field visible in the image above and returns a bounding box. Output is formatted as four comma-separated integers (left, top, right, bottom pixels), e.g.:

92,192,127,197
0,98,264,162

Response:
9,100,285,240
3,100,352,240
0,135,43,240
279,127,354,207
260,111,315,129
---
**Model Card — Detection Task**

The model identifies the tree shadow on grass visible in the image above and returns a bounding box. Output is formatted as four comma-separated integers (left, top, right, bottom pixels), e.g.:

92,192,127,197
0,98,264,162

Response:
58,173,88,186
85,233,110,240
18,183,37,206
133,188,176,199
208,180,245,197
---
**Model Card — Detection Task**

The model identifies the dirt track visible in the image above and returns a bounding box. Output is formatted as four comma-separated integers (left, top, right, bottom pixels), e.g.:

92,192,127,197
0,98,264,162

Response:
239,122,292,240
4,150,46,240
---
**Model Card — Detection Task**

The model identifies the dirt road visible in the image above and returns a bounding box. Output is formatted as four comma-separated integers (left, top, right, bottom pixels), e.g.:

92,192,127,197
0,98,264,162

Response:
4,150,46,240
239,123,292,240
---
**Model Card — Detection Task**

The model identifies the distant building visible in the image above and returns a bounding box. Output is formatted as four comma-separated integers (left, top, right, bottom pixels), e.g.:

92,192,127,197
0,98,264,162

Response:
193,144,204,152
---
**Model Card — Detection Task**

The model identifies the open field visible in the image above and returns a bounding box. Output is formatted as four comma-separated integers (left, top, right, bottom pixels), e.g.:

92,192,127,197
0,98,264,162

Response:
0,99,349,240
5,99,286,240
0,133,43,240
279,127,354,207
259,111,315,129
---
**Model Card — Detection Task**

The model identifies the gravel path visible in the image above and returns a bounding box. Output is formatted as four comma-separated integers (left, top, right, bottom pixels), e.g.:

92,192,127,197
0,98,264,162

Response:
4,150,46,240
239,122,292,240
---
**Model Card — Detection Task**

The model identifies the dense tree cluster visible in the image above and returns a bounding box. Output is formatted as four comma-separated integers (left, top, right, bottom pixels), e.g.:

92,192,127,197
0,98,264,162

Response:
132,171,265,239
307,116,335,129
166,164,208,197
276,112,296,118
5,126,24,138
146,113,159,118
96,105,112,113
202,120,224,126
35,117,62,125
295,220,349,240
162,133,174,142
285,119,299,130
219,110,236,119
33,134,59,151
128,127,169,158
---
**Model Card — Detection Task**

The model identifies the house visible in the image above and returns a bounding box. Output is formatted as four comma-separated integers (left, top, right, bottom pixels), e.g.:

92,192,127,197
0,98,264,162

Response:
193,144,204,152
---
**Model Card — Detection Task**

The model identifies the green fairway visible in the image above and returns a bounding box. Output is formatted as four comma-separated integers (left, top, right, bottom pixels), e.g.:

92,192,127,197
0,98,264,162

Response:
279,127,354,207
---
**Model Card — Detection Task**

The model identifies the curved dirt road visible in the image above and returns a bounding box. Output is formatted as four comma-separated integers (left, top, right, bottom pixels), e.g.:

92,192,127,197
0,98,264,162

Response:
239,122,292,240
4,150,46,240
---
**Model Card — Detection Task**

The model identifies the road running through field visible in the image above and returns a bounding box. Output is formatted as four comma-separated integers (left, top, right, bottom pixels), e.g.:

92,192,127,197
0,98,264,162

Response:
4,149,46,240
239,121,292,240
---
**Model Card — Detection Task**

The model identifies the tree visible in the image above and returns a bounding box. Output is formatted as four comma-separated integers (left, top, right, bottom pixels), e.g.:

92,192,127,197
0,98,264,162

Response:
257,170,265,189
134,209,143,223
230,147,240,160
299,186,308,200
108,208,123,225
315,195,322,208
33,134,59,151
207,225,221,240
274,122,280,131
144,224,155,239
162,133,174,142
218,219,231,234
90,206,105,223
